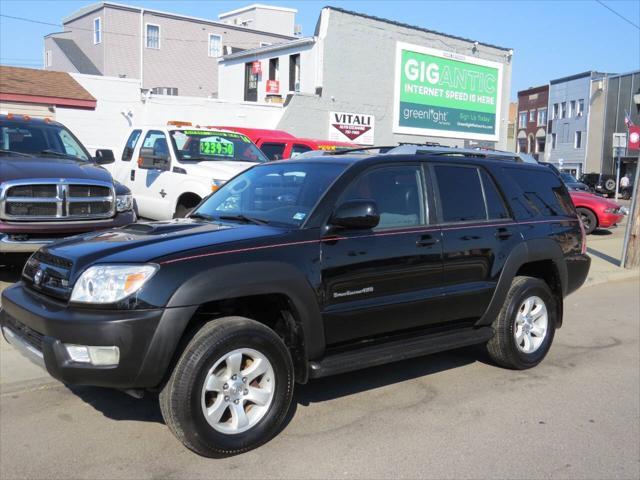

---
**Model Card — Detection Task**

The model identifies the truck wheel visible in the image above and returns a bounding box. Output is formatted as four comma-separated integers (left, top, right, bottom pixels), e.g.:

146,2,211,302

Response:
486,276,557,370
576,207,597,234
159,316,294,457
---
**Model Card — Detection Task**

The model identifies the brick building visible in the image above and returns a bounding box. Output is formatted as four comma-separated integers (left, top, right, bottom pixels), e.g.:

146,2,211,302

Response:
516,85,548,160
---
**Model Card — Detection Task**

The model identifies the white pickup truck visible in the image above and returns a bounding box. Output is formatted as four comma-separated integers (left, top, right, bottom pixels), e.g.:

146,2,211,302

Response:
113,124,268,219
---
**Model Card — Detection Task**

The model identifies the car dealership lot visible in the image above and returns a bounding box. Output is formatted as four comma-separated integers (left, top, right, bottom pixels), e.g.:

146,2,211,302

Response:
1,271,638,479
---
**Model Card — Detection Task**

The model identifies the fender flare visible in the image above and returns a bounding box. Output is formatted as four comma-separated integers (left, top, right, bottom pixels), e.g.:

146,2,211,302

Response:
165,261,325,378
476,238,567,326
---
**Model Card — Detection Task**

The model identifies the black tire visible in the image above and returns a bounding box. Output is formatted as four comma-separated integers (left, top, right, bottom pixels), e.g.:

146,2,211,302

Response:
604,178,616,192
486,276,557,370
159,316,294,457
576,207,597,234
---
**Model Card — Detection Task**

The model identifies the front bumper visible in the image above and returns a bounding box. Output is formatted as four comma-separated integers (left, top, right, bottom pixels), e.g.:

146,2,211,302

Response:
597,211,625,229
0,210,136,253
0,283,196,389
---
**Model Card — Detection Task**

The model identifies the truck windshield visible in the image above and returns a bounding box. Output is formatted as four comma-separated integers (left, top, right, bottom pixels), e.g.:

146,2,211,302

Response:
0,120,90,161
170,130,268,163
193,162,347,227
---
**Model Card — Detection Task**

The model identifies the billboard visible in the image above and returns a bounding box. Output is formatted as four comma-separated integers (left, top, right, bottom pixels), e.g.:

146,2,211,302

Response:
329,111,375,145
393,42,503,141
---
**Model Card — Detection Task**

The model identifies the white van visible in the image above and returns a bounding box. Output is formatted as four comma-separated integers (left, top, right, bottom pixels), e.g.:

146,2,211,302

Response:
114,123,268,219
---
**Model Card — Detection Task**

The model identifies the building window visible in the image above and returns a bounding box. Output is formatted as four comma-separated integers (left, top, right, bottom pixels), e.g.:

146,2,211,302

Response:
569,100,575,118
94,17,102,44
529,110,535,123
289,53,300,92
560,102,567,119
208,34,222,57
44,50,52,67
551,133,557,149
269,58,279,81
537,108,547,126
244,62,258,102
537,137,545,153
518,112,527,129
575,131,582,149
146,24,160,49
577,99,585,117
151,87,178,96
552,103,559,120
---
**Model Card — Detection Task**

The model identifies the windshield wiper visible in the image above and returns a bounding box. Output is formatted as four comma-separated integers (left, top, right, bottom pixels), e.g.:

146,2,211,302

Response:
39,149,80,159
189,212,215,222
218,214,269,225
0,149,33,157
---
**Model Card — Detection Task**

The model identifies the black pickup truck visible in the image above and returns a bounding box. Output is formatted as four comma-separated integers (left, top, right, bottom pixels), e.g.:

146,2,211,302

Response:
1,148,590,456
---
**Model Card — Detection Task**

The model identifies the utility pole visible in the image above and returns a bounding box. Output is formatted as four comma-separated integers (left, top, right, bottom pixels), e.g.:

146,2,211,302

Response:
621,162,640,269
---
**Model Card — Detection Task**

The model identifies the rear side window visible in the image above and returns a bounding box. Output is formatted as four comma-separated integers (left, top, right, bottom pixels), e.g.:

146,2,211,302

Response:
434,165,486,222
503,167,574,217
260,142,286,161
480,170,510,219
122,129,141,161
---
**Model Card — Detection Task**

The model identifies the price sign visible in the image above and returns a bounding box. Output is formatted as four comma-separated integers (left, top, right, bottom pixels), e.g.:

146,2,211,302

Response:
200,138,235,157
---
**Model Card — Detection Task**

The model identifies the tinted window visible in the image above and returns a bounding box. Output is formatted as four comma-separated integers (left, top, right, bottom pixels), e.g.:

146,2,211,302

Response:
341,165,425,229
504,167,574,217
260,143,286,161
480,170,510,219
291,144,312,158
435,165,486,222
122,129,141,161
0,121,89,161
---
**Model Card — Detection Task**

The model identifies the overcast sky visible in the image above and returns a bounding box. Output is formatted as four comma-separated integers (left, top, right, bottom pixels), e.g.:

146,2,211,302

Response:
1,0,639,100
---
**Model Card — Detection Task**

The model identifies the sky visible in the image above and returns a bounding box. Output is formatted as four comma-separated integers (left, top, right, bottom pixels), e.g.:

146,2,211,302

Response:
1,0,639,100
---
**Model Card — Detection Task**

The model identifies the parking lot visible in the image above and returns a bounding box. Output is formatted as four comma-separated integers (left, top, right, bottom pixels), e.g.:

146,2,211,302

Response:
1,223,639,479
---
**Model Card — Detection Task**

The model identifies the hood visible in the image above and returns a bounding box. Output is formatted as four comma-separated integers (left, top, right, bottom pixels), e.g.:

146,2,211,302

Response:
43,218,289,271
185,160,258,181
0,156,112,184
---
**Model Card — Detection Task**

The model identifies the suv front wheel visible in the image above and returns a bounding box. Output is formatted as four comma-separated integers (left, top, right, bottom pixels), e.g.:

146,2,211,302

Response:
160,316,294,457
486,276,557,369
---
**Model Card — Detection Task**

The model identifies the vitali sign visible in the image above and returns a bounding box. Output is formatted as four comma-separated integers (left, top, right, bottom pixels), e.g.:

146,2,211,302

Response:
329,111,375,145
393,42,503,141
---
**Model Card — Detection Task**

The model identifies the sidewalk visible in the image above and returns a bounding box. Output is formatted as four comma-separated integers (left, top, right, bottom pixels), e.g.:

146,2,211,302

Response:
584,213,640,286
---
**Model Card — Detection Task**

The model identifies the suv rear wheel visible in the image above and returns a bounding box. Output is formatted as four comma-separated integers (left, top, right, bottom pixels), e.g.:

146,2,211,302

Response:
159,316,294,457
486,276,557,369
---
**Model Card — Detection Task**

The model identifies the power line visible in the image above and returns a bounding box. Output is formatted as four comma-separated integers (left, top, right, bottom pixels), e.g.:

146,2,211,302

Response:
595,0,640,30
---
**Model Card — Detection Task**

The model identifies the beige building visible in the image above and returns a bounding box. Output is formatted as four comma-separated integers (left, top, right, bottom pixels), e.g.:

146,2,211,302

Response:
43,2,296,98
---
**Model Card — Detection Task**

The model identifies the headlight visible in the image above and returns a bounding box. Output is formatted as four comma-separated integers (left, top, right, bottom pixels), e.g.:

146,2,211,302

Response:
116,194,133,212
211,179,227,192
70,264,158,304
604,207,619,214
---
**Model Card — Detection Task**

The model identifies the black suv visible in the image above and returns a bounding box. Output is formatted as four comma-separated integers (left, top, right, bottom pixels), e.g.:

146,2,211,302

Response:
1,149,590,456
579,172,617,197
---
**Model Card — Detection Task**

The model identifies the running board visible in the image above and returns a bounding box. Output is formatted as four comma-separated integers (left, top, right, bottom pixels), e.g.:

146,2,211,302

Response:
308,327,494,379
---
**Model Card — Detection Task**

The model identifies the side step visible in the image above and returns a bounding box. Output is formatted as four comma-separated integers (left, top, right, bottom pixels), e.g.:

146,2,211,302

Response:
308,327,494,379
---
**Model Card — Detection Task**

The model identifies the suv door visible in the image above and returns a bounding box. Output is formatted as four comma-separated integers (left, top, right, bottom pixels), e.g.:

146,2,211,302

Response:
320,164,444,345
432,164,519,322
134,130,174,219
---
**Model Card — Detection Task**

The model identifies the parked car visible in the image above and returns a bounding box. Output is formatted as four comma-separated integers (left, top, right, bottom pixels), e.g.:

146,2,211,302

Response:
569,190,624,234
579,172,617,197
218,126,355,160
1,147,590,456
113,123,268,220
0,114,135,263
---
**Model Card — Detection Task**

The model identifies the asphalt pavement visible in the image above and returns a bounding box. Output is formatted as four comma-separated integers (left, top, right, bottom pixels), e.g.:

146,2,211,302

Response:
0,271,638,478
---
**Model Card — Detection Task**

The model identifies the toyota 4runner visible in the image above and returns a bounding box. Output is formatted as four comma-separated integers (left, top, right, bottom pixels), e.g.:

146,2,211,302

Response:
1,148,590,456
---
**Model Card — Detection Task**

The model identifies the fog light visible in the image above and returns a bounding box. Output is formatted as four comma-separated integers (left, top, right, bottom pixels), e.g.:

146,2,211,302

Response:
65,344,120,366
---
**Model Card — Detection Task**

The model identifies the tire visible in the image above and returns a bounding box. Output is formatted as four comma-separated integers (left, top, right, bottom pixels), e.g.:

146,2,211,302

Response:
486,276,557,370
576,207,597,234
604,178,616,192
159,316,294,457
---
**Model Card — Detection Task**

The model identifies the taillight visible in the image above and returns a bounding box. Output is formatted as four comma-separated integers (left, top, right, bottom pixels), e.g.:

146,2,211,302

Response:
578,216,587,254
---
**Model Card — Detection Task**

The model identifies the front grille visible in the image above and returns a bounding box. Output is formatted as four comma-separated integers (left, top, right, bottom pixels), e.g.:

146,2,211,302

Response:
4,316,44,352
24,251,73,300
0,180,115,221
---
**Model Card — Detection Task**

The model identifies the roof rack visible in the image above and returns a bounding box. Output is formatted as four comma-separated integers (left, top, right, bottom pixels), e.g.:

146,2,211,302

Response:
383,144,526,162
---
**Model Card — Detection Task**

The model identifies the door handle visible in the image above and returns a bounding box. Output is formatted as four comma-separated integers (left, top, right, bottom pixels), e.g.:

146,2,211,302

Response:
416,235,440,247
495,228,512,240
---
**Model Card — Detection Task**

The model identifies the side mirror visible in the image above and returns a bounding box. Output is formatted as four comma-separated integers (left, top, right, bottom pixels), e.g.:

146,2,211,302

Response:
138,147,170,171
330,200,379,230
94,149,115,164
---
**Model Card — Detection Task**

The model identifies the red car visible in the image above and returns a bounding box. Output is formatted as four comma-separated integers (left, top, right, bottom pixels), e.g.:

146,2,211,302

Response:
570,190,624,234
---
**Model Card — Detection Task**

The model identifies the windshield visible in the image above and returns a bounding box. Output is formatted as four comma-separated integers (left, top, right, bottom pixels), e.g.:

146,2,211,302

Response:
0,120,90,161
560,173,578,183
170,129,268,163
193,162,347,227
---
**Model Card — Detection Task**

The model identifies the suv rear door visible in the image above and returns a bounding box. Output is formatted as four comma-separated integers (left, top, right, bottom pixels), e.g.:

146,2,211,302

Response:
431,163,519,322
320,163,444,345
